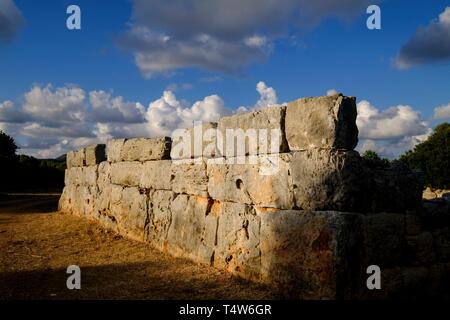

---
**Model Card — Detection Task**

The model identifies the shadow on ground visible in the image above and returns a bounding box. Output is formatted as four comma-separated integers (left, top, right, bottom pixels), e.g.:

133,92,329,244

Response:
0,194,60,214
0,262,275,300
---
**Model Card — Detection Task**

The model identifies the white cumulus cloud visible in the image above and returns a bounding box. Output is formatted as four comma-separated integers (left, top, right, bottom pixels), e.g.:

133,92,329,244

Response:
433,101,450,120
356,100,432,158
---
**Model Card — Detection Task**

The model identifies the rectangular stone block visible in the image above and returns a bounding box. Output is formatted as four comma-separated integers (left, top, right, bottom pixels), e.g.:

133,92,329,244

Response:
110,186,148,241
140,160,172,190
106,139,126,163
259,210,364,299
290,149,368,211
217,106,288,157
171,159,208,196
85,144,106,166
97,161,111,188
166,195,215,263
110,162,143,187
66,149,85,168
367,163,423,213
171,122,219,159
285,94,358,151
362,213,408,268
145,190,175,249
81,166,98,186
64,167,82,186
207,154,294,209
214,202,261,278
120,137,171,162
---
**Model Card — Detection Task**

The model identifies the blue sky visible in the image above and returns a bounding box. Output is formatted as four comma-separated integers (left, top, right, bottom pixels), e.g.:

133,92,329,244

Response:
1,0,450,158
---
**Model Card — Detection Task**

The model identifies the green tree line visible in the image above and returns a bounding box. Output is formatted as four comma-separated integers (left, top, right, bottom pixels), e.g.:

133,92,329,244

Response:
362,123,450,189
0,130,66,192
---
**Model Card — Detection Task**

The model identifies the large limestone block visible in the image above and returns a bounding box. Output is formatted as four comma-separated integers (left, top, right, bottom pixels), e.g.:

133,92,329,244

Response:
362,213,408,268
110,162,143,187
58,185,77,213
140,160,172,190
145,190,175,248
285,94,358,150
171,159,208,196
81,166,98,186
207,154,294,209
167,195,216,263
66,185,98,217
120,137,171,162
106,139,126,163
290,149,367,211
110,186,148,241
95,182,112,218
65,166,98,186
217,106,288,157
171,122,219,159
66,149,85,168
366,162,423,213
214,202,261,278
64,167,82,186
259,210,364,299
97,161,111,188
85,144,106,166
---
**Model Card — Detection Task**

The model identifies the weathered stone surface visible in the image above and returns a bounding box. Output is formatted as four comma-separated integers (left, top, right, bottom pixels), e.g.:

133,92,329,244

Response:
207,154,294,209
140,160,172,190
64,166,98,186
172,159,209,196
217,106,288,157
66,149,85,168
285,94,358,150
85,144,106,166
259,210,364,299
110,162,143,187
58,185,76,213
363,213,408,267
120,137,171,162
167,195,215,263
64,167,82,186
366,161,423,213
171,122,219,159
97,161,111,188
145,190,175,249
433,227,450,262
110,186,148,241
290,149,367,211
106,139,126,163
214,202,261,278
81,166,98,186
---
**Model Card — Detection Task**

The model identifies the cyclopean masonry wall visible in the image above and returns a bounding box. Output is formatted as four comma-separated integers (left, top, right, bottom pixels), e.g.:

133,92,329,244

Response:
59,94,450,299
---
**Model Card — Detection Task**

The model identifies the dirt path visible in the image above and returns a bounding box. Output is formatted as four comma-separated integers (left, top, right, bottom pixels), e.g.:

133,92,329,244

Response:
0,194,274,300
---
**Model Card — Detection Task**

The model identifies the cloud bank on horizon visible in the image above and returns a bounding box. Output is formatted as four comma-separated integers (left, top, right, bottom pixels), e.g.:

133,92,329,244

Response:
0,82,279,158
1,82,448,159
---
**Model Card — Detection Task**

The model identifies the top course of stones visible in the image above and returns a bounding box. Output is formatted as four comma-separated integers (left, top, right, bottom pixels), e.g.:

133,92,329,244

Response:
66,93,358,167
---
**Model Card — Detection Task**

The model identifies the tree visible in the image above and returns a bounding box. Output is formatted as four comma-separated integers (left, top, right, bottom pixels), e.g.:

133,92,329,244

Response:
362,150,381,161
400,123,450,189
0,130,18,158
361,150,390,169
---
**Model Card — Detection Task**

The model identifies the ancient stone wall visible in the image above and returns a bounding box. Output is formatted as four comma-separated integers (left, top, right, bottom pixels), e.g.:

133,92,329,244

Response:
59,94,450,299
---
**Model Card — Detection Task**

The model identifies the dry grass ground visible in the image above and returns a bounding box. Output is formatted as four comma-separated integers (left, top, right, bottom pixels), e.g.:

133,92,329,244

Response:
0,194,274,300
